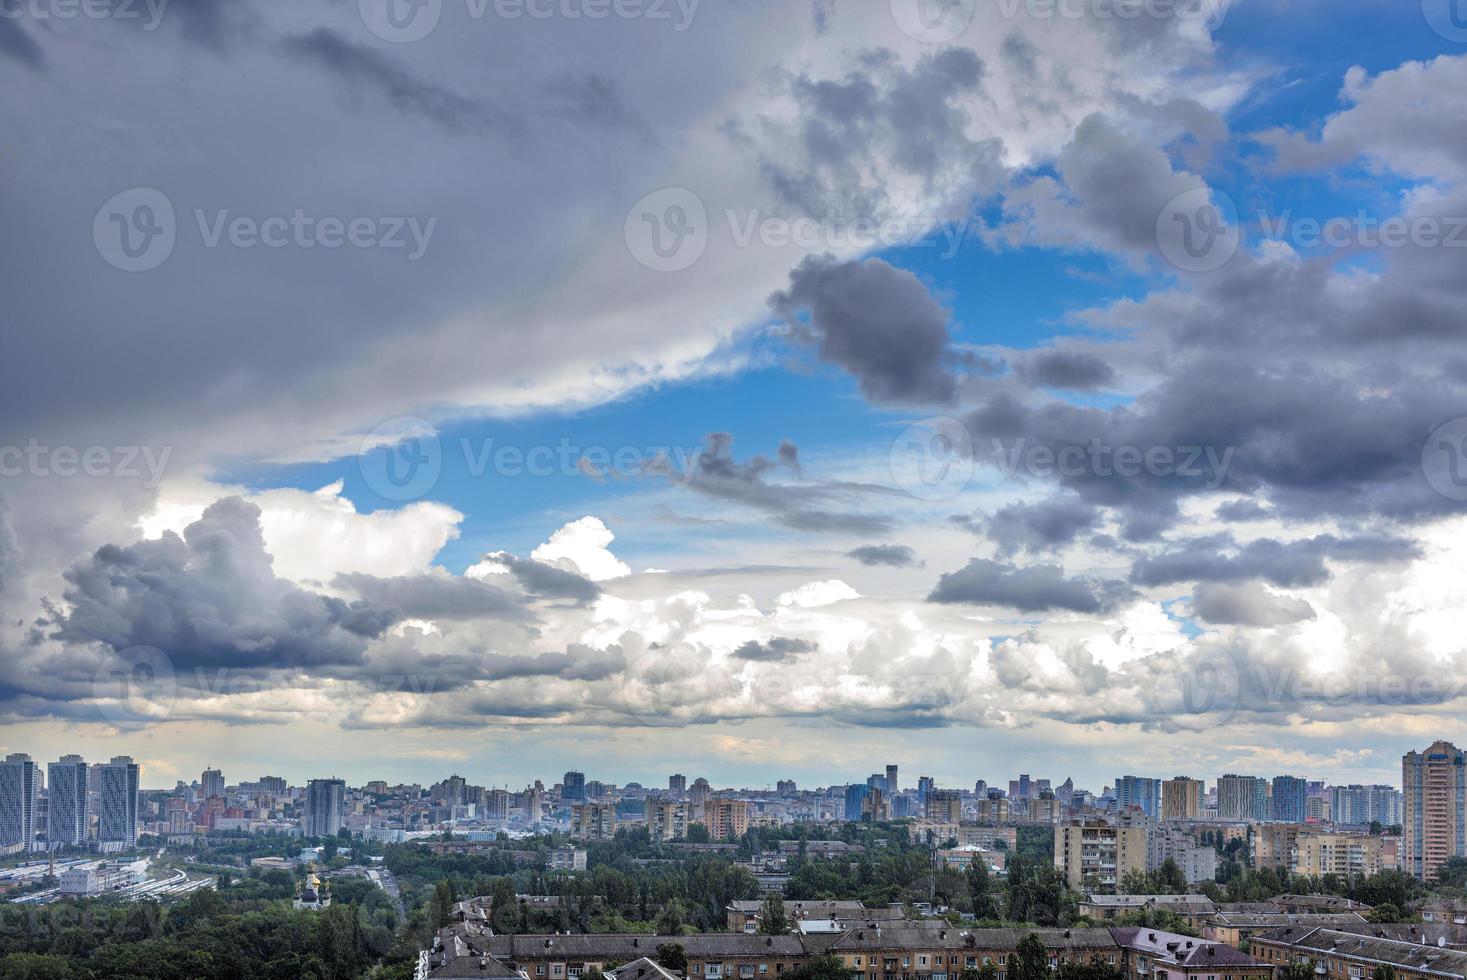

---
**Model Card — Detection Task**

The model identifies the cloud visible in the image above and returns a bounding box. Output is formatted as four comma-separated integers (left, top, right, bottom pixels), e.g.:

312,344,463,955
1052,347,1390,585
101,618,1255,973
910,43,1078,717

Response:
1191,581,1316,627
281,28,517,132
1015,349,1117,391
731,637,814,663
770,255,961,406
678,433,891,535
476,552,602,605
1130,534,1421,589
52,497,389,671
847,544,922,568
0,18,44,71
529,517,631,582
929,559,1136,613
332,571,530,622
976,494,1102,557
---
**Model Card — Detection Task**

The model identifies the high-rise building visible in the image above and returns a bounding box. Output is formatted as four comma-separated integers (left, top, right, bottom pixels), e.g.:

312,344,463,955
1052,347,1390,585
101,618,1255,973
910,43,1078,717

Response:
1404,741,1467,880
570,802,618,839
201,768,225,799
1218,774,1268,821
917,776,935,803
776,779,797,796
924,789,963,824
1161,777,1203,821
47,756,89,848
703,799,750,840
1114,776,1161,819
303,778,346,838
1331,784,1403,826
0,754,40,850
668,774,687,793
644,799,688,841
843,784,868,821
561,771,586,801
98,756,140,847
885,764,899,796
1272,776,1309,823
1054,820,1148,893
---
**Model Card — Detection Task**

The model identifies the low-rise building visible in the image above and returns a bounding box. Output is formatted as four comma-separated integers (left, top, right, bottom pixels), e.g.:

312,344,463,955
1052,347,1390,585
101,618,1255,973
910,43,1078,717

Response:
546,847,587,872
1253,927,1467,980
1110,927,1272,980
1080,895,1218,928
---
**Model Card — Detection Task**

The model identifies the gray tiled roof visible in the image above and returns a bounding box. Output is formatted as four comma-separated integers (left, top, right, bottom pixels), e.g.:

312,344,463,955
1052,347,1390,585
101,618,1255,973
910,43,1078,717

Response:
1255,927,1467,979
1108,928,1265,968
828,928,1119,952
486,934,810,960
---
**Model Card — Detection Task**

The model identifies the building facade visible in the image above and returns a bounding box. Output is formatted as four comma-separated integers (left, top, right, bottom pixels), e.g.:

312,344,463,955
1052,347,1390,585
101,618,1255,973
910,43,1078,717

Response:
47,755,89,847
303,778,346,838
98,756,140,847
1055,821,1148,893
0,754,40,850
1404,741,1467,880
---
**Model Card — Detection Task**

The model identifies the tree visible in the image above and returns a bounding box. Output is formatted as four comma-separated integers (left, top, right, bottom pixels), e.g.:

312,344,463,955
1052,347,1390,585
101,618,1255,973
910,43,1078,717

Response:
759,893,789,935
977,964,999,980
1279,959,1315,980
1010,934,1049,980
1368,904,1404,924
685,823,712,844
784,955,855,980
968,859,999,920
1119,870,1151,896
1436,857,1467,889
1371,967,1396,980
656,943,688,974
656,899,686,936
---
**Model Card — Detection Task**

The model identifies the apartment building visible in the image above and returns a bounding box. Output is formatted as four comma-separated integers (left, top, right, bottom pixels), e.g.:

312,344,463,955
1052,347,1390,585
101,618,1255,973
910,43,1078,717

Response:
828,926,1121,980
703,800,751,841
644,799,689,842
924,791,963,825
570,803,618,840
1252,927,1467,980
1055,821,1148,892
1293,833,1385,878
1404,741,1467,880
1161,779,1203,822
1253,823,1308,871
545,847,586,872
1110,928,1273,980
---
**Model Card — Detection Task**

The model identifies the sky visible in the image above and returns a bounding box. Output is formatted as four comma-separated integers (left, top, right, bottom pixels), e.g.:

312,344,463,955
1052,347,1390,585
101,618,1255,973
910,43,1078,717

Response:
3,0,1467,793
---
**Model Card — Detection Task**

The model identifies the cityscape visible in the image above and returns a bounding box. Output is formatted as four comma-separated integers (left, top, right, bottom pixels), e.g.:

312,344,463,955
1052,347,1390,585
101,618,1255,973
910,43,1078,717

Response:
7,0,1467,978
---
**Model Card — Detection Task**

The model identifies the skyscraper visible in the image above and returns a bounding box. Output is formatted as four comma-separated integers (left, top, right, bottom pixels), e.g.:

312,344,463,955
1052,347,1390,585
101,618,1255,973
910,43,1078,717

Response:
201,768,225,799
1404,741,1467,880
0,754,40,850
885,764,899,795
562,771,586,801
844,783,869,821
47,756,89,848
1161,776,1202,821
668,774,686,793
1272,775,1308,823
303,778,346,838
1218,774,1268,821
1114,776,1161,819
98,756,140,847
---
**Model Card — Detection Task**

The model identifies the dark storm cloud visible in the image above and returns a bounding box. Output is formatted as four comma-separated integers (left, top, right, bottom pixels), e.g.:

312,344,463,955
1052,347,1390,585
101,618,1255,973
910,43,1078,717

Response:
732,637,814,662
333,571,531,621
1192,581,1317,627
770,255,961,405
678,432,891,535
1015,349,1117,391
847,544,921,568
282,29,517,132
0,497,18,592
52,497,386,671
1129,534,1421,589
1215,499,1270,522
929,558,1136,613
479,552,603,605
978,494,1102,556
